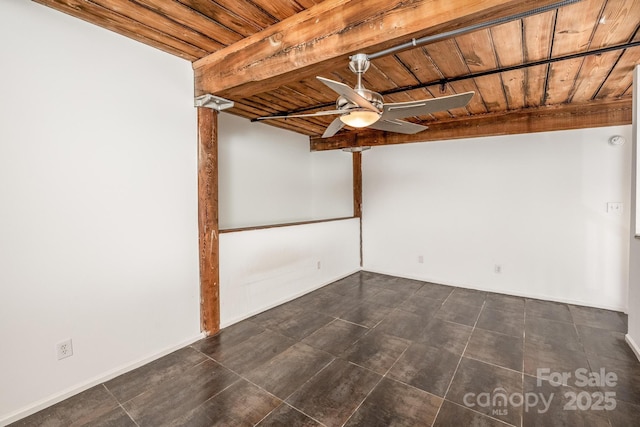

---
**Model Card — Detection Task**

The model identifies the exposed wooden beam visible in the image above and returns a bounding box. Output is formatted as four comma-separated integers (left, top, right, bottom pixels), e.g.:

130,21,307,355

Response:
310,98,633,151
197,107,220,336
193,0,566,99
35,0,204,61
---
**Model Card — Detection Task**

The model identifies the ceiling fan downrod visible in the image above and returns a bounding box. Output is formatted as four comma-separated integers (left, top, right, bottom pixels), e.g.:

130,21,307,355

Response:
349,53,370,91
338,53,384,113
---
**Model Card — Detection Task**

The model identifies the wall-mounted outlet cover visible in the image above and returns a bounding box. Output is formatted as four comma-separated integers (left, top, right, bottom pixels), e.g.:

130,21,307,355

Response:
56,339,73,360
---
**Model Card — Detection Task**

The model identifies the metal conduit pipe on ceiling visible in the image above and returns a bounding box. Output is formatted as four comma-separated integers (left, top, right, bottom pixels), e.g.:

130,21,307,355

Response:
365,0,583,60
255,0,585,119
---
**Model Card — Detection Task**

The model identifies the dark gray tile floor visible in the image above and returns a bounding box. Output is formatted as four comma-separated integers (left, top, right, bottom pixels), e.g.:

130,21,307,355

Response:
12,271,640,426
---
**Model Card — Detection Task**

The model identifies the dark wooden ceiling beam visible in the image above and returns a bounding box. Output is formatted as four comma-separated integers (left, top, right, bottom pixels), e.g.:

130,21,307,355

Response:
132,0,244,46
35,0,207,60
250,40,640,122
310,98,632,151
193,0,568,98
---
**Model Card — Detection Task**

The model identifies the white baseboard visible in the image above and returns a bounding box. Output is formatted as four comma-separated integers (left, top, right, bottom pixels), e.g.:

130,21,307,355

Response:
625,334,640,362
3,267,364,424
361,268,627,313
220,268,362,328
5,266,624,425
0,333,206,426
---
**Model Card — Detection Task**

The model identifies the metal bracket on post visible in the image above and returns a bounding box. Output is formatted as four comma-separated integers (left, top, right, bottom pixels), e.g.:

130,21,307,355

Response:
342,146,371,153
194,94,234,111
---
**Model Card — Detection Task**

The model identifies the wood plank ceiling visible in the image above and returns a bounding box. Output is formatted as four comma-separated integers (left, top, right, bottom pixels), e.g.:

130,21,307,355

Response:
36,0,640,150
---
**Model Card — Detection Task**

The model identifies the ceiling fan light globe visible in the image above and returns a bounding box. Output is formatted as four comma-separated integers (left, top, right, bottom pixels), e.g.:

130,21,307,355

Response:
339,110,380,128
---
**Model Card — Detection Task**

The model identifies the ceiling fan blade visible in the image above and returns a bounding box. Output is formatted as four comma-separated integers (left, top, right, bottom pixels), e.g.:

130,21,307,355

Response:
317,77,380,112
367,119,428,134
255,109,345,121
381,91,475,121
322,117,345,138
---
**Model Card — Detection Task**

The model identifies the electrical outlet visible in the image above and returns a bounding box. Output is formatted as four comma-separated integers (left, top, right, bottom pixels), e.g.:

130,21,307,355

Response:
606,202,623,214
494,264,502,274
317,261,321,270
56,339,73,360
418,255,424,264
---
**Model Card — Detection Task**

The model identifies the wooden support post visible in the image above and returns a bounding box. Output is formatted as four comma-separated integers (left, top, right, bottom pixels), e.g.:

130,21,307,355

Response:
197,107,220,336
353,151,363,267
353,151,362,218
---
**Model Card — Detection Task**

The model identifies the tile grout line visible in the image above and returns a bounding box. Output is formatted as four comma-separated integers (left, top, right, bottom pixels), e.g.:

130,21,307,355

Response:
382,341,412,379
382,373,444,399
198,277,427,426
343,333,413,380
433,299,486,425
337,281,426,426
255,402,328,427
355,288,485,423
193,329,335,425
567,305,615,427
522,300,619,427
280,357,336,403
190,350,261,396
473,325,525,339
460,355,526,377
101,384,141,427
101,355,239,424
249,355,338,425
339,373,385,427
20,272,634,426
335,317,372,329
239,375,328,427
187,352,292,425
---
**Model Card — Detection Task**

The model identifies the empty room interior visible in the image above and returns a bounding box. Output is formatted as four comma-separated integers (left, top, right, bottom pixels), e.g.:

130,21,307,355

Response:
2,0,640,426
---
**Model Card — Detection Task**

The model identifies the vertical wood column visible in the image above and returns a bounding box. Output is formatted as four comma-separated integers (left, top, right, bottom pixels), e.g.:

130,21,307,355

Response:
353,151,363,266
353,151,362,218
198,107,220,336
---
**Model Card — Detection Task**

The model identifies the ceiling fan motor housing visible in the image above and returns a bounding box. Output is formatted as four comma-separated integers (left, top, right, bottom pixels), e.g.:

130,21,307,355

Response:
336,90,383,112
257,52,474,138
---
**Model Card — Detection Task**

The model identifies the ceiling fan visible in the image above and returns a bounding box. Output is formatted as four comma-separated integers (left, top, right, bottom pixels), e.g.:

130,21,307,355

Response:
255,53,475,138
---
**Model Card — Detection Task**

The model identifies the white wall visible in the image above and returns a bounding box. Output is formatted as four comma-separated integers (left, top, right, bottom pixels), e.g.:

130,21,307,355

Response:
219,219,361,326
218,114,353,229
363,126,632,311
216,116,358,327
0,1,199,423
311,150,354,219
628,65,640,357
